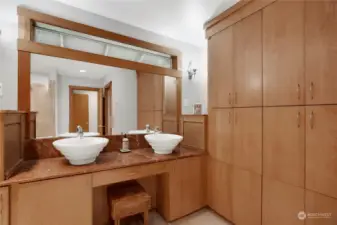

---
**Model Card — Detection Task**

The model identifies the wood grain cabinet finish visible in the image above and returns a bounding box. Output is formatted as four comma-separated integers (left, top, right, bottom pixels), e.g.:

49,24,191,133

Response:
263,107,305,187
11,175,92,225
305,190,337,225
233,108,262,175
306,106,337,199
306,0,337,105
262,178,304,225
232,167,261,225
263,0,304,106
233,11,262,107
208,109,233,164
208,27,234,109
207,157,233,222
0,187,9,225
137,72,163,111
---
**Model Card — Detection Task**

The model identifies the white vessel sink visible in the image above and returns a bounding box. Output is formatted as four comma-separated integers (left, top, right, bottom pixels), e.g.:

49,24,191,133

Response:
145,133,183,155
128,130,155,135
59,132,100,138
53,137,109,165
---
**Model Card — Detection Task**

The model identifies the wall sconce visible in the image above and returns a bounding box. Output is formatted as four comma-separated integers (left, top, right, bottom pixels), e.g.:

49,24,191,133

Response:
187,61,197,80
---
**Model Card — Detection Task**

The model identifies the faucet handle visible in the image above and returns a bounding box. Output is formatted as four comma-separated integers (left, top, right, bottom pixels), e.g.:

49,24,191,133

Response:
76,125,83,133
154,126,161,133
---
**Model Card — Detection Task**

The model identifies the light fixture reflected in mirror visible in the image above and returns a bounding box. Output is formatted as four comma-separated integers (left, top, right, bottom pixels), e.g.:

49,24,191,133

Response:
187,61,197,80
80,69,86,73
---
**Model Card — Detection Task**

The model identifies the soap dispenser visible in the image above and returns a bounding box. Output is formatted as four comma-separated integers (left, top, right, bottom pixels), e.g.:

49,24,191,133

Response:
120,133,131,153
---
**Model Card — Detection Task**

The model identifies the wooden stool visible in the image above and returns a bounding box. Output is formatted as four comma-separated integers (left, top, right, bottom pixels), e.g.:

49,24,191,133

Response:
108,181,151,225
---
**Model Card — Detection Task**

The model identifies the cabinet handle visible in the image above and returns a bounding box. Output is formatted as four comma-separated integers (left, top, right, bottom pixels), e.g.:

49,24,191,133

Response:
310,82,314,100
228,93,232,105
228,111,231,124
297,111,301,128
297,84,301,100
310,111,314,129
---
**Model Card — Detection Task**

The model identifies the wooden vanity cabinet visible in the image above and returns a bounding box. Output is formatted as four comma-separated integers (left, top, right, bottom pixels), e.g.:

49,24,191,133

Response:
0,187,9,225
157,156,206,221
10,175,92,225
263,0,305,106
305,0,337,105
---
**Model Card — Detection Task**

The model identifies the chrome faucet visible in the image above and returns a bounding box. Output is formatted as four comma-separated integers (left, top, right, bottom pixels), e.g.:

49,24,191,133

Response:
154,126,161,134
76,125,84,139
145,124,151,133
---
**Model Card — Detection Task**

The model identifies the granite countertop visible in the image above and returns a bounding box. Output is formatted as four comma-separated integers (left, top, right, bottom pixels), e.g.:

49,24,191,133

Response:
0,147,205,186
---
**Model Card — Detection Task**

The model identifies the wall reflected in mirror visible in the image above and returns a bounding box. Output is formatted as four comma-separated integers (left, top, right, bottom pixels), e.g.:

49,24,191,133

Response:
30,54,138,138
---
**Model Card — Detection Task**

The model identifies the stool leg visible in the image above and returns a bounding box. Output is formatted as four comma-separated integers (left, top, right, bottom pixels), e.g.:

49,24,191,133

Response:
143,210,149,225
115,219,120,225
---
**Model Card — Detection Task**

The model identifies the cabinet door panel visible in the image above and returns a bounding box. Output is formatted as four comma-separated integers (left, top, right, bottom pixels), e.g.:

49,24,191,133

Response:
208,109,233,163
263,107,305,187
232,167,261,225
306,106,337,198
262,178,304,225
263,1,304,106
234,11,262,107
208,27,234,108
306,1,337,105
306,190,337,225
0,187,9,225
11,175,92,225
233,108,262,174
207,157,233,221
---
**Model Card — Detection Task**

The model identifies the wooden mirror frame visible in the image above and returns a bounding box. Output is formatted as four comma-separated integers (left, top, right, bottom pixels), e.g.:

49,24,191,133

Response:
17,6,182,134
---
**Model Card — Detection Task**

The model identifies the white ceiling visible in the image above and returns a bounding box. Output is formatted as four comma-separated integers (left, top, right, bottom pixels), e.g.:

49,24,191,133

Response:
31,54,131,79
53,0,237,47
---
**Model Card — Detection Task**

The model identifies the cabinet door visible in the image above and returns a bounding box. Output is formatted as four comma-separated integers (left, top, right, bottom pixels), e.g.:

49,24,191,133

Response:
306,190,337,225
306,106,337,198
208,108,233,164
263,1,304,106
0,187,9,225
163,76,177,121
263,107,305,187
207,157,233,221
208,27,234,108
306,1,337,105
137,72,163,111
234,11,262,107
11,175,92,225
233,108,262,174
262,178,304,225
232,167,261,225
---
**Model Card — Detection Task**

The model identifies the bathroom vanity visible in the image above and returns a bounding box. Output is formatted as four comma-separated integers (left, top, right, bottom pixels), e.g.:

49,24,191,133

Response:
0,111,207,225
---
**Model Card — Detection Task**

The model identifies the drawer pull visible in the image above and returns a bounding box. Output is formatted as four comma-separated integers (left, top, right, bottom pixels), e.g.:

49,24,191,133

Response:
310,111,314,129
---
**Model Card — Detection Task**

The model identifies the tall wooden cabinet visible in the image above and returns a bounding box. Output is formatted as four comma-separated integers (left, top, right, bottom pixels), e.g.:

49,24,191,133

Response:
206,0,337,224
263,1,304,106
0,187,9,225
306,1,337,105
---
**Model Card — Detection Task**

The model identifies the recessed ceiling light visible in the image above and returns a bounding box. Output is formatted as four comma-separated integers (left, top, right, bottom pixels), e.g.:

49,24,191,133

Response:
80,70,86,73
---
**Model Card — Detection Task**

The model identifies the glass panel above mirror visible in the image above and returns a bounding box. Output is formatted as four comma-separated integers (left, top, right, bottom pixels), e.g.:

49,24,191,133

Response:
34,22,172,68
30,54,138,138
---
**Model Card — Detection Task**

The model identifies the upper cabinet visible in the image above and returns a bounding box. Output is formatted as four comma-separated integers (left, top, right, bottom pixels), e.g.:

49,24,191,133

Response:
233,11,262,107
263,1,305,106
305,0,337,105
208,27,234,109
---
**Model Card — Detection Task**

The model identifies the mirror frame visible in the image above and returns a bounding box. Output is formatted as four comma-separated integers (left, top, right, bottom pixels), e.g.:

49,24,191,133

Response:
17,6,182,136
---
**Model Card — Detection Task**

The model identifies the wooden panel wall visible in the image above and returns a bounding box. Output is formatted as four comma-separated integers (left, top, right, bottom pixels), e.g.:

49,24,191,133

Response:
179,115,207,150
0,111,27,181
206,0,337,224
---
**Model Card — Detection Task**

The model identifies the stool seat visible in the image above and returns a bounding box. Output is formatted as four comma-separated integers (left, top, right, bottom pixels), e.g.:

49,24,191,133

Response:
108,181,151,225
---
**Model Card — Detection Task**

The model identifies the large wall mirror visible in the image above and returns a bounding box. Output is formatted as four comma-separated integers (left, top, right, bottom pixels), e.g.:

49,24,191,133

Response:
30,54,179,139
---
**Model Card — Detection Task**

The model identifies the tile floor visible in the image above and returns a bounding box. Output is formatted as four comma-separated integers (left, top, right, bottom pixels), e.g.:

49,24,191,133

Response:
130,208,232,225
